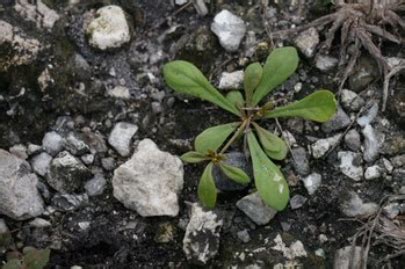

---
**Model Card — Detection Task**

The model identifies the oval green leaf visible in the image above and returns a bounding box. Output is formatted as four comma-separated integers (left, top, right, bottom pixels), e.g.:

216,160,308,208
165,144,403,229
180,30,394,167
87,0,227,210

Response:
23,248,50,269
198,162,217,208
253,123,288,160
226,91,245,110
163,61,240,116
252,47,299,106
181,151,209,163
264,90,337,122
244,63,263,105
219,162,250,185
195,122,240,154
247,132,289,211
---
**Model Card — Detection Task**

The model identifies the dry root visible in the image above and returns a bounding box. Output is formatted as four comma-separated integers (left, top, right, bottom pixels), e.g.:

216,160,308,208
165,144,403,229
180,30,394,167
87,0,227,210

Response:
271,0,405,111
349,195,405,269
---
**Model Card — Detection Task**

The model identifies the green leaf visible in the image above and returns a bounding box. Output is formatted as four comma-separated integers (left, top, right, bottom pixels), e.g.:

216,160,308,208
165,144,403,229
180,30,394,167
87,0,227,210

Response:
247,132,289,211
253,123,288,160
226,91,245,110
198,163,217,208
252,47,299,105
195,122,240,154
244,63,263,105
181,151,208,163
2,259,22,269
264,90,337,122
23,248,50,269
163,61,240,116
219,163,250,185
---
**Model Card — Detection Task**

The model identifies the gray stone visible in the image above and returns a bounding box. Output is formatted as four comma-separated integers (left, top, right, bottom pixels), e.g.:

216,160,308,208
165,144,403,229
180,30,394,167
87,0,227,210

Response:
84,174,106,197
383,203,401,219
47,151,93,193
348,56,378,92
51,193,89,211
42,131,65,156
301,173,322,195
315,55,338,72
193,0,208,16
237,229,251,243
291,147,310,176
86,5,131,50
31,152,52,177
211,10,246,52
101,157,116,171
236,192,277,225
334,246,363,269
213,152,249,191
391,154,405,168
340,89,365,112
357,103,379,127
341,191,378,218
27,144,42,156
113,139,184,217
290,194,307,209
338,151,363,181
183,203,223,265
364,165,382,180
218,70,244,90
9,144,28,160
344,129,361,152
362,124,380,163
65,132,89,155
108,122,138,157
294,27,319,58
175,0,188,5
0,219,8,234
322,106,351,133
311,134,342,159
0,149,44,220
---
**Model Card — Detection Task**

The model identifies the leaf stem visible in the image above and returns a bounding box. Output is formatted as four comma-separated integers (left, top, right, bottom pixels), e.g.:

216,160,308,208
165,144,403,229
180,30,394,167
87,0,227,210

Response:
219,119,248,154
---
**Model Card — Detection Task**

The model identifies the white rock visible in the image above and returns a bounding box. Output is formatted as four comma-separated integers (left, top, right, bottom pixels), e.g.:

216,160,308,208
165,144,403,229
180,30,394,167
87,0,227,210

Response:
0,20,41,72
236,192,277,225
311,134,342,159
294,27,319,58
86,5,131,50
108,122,138,157
364,165,382,180
42,131,65,156
193,0,208,16
0,219,8,234
31,152,53,176
14,0,60,29
272,234,307,260
38,68,52,92
338,151,363,181
383,158,394,174
218,70,244,90
175,0,188,5
341,191,378,218
334,246,363,269
361,124,380,163
183,203,223,264
9,144,28,160
29,218,51,228
315,55,338,72
0,149,44,220
357,103,378,127
211,10,246,52
113,139,183,217
108,86,130,99
301,173,322,195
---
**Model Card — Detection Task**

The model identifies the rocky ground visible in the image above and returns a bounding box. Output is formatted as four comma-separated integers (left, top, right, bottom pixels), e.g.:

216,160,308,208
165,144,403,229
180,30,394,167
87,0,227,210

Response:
0,0,404,268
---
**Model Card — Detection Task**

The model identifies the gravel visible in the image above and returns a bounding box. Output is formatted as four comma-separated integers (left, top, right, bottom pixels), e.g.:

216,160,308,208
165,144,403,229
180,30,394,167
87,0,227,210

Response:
211,10,246,52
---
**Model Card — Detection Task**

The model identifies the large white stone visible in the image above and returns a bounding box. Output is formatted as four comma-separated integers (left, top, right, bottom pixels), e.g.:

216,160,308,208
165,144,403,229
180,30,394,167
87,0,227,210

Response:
86,5,131,50
211,10,246,52
338,151,363,181
112,139,183,217
0,149,44,220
